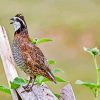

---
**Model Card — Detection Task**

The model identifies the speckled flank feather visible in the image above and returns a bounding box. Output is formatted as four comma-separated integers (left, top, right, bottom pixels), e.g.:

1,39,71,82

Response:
12,29,56,83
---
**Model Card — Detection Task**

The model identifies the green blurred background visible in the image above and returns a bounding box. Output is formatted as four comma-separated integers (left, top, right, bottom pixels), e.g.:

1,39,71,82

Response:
0,0,100,99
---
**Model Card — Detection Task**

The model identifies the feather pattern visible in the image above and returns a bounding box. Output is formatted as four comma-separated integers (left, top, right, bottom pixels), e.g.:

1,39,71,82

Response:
12,30,56,83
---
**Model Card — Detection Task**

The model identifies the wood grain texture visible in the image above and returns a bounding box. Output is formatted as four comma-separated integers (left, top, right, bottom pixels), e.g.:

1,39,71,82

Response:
17,84,58,100
60,83,76,100
0,26,19,100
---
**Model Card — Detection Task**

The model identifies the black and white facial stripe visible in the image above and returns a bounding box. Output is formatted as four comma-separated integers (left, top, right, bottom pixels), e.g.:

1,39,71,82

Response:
11,16,27,32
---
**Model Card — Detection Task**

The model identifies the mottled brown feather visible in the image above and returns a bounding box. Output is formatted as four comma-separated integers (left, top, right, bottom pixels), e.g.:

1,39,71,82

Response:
12,31,56,83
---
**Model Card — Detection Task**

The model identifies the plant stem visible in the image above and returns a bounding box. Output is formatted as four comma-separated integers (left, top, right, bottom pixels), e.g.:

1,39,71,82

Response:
93,55,99,100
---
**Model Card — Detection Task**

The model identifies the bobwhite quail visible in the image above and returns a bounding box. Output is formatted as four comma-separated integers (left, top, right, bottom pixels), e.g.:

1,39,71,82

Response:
10,14,56,91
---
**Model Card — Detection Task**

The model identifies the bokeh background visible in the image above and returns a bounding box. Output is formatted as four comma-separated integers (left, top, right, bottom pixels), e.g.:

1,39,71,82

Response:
0,0,100,100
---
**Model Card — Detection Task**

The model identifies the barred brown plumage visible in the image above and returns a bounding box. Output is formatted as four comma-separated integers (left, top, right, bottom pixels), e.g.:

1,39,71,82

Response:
11,14,56,92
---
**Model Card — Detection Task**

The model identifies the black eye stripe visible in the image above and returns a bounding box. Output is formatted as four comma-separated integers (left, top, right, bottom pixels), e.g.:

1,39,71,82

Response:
15,18,23,26
15,17,27,27
16,18,22,22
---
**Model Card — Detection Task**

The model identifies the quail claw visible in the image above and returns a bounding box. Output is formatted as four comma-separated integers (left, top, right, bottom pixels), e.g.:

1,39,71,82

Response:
21,85,32,93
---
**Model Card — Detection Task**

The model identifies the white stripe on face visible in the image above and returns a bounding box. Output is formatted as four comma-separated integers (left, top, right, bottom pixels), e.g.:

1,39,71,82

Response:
13,17,26,27
13,21,21,31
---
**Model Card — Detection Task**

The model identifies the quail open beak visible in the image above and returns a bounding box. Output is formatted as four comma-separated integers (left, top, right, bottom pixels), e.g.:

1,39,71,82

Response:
10,18,14,24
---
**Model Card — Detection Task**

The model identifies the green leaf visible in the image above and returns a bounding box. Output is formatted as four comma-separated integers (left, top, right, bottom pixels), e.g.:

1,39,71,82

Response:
36,75,52,84
42,77,49,82
10,77,28,89
48,59,56,65
96,68,100,72
37,75,66,83
13,77,27,85
83,47,100,56
52,68,64,73
36,38,53,44
31,38,38,44
31,38,52,45
36,75,45,85
55,76,66,82
10,82,20,89
54,93,61,99
0,85,11,94
75,80,99,89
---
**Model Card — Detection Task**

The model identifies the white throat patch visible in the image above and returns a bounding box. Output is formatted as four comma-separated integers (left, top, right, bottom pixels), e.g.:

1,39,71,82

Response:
13,21,21,31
